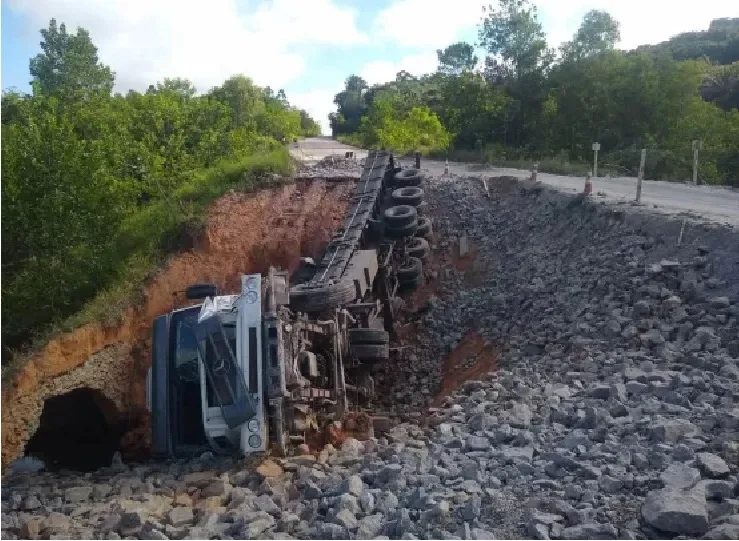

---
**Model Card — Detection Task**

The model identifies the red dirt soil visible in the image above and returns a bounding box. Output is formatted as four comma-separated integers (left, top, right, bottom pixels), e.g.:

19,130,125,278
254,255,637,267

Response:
1,179,355,469
433,331,498,407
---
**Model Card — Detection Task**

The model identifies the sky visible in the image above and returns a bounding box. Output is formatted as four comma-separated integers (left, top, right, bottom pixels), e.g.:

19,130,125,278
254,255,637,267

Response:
2,0,738,134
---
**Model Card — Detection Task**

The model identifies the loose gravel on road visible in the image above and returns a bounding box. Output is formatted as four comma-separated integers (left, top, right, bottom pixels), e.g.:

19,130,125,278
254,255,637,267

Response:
2,166,738,540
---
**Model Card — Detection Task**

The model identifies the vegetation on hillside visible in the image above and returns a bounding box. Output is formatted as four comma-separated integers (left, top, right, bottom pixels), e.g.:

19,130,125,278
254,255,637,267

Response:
331,2,739,184
1,19,322,362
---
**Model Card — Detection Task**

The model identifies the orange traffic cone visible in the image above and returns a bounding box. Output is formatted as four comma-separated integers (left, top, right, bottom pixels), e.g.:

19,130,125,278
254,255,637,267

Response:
584,172,593,195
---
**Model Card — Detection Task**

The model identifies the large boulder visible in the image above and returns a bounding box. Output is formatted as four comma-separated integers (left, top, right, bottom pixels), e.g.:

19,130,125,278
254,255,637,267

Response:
642,487,709,535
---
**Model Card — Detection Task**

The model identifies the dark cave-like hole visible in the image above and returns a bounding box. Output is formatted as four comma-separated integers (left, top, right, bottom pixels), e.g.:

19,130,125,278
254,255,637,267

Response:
24,388,121,472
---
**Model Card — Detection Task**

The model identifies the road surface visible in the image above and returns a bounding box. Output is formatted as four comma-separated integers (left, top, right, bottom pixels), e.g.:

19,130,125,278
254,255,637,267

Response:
292,137,739,227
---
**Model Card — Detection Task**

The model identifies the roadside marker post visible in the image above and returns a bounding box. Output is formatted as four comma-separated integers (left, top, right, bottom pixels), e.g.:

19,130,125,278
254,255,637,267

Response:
592,142,601,178
584,171,593,195
692,140,702,185
444,158,449,176
636,148,646,203
415,151,421,169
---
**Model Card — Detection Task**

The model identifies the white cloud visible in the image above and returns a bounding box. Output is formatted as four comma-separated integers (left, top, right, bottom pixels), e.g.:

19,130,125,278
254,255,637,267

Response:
373,0,483,49
288,86,343,135
6,0,366,94
360,52,439,86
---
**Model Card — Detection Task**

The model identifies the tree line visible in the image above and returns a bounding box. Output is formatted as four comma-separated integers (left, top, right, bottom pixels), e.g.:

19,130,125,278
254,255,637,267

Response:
1,19,322,360
331,1,739,185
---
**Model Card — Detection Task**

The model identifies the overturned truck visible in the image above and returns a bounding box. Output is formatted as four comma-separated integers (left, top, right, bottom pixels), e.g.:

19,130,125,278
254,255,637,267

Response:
146,152,434,458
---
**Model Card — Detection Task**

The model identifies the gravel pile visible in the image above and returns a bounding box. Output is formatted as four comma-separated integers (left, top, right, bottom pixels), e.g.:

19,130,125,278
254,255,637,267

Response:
2,171,738,540
296,154,361,179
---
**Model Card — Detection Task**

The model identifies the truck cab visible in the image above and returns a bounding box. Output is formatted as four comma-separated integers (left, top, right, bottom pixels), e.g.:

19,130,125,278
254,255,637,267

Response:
147,275,267,458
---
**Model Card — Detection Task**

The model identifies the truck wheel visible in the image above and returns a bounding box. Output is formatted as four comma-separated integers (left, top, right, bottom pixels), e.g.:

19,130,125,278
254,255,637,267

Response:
398,274,422,293
384,219,418,240
386,166,402,183
367,217,384,240
406,237,430,261
383,205,417,228
348,328,390,345
350,343,390,363
391,187,423,207
289,280,357,313
415,216,433,238
397,256,422,282
394,168,423,187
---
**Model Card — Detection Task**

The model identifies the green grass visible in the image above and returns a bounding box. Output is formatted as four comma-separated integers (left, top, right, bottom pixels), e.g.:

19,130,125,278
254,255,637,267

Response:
2,148,293,386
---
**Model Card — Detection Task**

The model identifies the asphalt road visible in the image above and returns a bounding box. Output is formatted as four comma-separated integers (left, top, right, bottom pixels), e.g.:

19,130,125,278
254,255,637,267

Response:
293,137,739,227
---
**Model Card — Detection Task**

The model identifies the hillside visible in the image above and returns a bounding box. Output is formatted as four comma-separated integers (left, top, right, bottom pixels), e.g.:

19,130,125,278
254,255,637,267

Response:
635,18,739,65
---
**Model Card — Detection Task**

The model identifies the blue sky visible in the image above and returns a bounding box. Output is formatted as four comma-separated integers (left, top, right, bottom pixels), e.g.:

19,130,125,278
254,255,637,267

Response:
3,0,738,133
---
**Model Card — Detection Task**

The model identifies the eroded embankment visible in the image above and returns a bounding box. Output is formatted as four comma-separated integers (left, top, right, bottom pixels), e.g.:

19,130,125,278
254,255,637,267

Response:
1,179,355,470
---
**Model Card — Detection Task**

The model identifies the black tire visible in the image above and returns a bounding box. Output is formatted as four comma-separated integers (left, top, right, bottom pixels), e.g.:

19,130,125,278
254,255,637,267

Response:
406,237,430,260
398,274,422,293
384,219,418,240
289,280,356,313
384,205,417,228
395,168,423,187
392,187,424,207
367,217,384,239
397,257,422,281
416,216,432,238
386,166,402,183
348,328,390,345
349,343,389,363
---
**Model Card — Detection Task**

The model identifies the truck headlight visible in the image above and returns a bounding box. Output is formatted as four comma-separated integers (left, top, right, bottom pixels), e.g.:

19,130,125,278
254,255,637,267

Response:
248,419,259,432
248,434,262,448
245,290,258,304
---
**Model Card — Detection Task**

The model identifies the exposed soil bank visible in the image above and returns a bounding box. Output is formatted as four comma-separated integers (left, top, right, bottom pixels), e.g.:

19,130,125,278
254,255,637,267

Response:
1,179,355,470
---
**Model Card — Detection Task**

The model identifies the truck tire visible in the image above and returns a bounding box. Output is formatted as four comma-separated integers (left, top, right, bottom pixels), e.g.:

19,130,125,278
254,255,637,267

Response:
391,187,424,207
384,219,418,240
406,237,430,260
415,216,433,238
398,274,422,293
384,205,417,228
289,280,357,313
367,217,384,240
386,166,402,183
348,328,390,345
350,343,390,363
397,257,422,282
394,168,423,187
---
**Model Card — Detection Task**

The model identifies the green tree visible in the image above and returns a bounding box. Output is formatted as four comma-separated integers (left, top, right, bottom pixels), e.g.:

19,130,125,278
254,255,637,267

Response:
209,75,267,131
479,0,552,146
479,0,551,82
437,42,479,75
29,18,114,97
331,75,369,135
560,10,621,62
